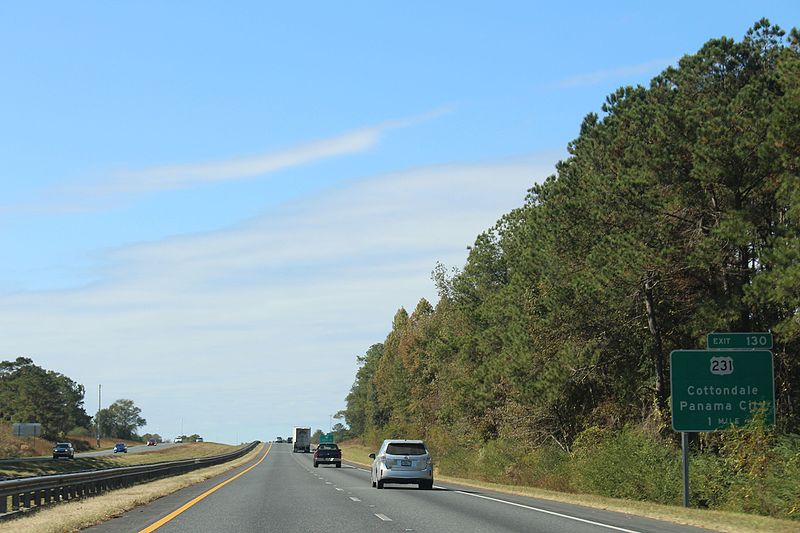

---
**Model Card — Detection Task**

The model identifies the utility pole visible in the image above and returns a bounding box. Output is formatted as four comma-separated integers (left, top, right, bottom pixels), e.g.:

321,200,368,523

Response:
96,384,101,448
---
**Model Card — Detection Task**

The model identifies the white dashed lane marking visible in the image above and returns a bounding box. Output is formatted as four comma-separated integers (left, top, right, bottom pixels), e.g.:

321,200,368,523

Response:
375,514,392,521
349,497,361,502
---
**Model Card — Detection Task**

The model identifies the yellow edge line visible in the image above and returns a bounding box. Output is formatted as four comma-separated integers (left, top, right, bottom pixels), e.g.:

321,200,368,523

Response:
139,442,272,533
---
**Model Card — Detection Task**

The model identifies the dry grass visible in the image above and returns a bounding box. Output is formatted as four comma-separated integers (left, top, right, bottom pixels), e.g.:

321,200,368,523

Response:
339,439,377,465
0,425,54,458
0,443,266,533
338,441,799,533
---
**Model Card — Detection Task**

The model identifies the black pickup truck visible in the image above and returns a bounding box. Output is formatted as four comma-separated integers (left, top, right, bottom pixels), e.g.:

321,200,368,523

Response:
313,443,342,468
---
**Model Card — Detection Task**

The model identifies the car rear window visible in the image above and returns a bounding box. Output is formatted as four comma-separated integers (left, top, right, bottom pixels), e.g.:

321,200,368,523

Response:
386,443,427,455
318,443,338,450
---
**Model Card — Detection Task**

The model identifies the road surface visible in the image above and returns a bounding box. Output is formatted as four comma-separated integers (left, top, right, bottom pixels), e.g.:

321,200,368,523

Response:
86,442,715,533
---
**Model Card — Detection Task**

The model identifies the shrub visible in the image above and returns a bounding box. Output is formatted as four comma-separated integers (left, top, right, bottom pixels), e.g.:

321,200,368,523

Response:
514,444,572,492
705,416,800,519
571,425,681,504
69,426,91,437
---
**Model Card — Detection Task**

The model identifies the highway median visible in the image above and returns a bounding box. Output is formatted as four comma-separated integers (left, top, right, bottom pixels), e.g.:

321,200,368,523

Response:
1,442,265,532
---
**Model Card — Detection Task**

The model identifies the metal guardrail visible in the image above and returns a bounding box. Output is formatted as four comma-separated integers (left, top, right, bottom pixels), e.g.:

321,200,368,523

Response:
0,441,260,517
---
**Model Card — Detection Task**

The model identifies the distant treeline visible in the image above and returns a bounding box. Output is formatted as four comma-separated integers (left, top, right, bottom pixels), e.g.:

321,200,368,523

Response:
1,357,147,443
344,20,800,453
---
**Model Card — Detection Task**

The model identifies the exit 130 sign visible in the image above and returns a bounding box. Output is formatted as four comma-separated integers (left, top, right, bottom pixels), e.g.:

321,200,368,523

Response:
707,332,773,350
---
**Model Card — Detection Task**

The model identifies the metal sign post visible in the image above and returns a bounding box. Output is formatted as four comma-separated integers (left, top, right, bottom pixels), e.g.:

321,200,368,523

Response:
681,432,689,507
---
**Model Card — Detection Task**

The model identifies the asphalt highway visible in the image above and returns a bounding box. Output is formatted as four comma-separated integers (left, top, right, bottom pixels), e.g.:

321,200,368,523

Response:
76,441,181,458
85,442,716,533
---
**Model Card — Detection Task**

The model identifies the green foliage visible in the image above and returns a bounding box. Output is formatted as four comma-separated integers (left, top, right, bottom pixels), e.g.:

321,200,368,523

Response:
342,20,800,520
96,399,146,440
571,426,682,504
69,426,92,437
695,415,800,516
0,357,91,439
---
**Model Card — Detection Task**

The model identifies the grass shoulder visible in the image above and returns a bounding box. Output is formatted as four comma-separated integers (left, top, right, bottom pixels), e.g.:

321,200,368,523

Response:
337,440,798,533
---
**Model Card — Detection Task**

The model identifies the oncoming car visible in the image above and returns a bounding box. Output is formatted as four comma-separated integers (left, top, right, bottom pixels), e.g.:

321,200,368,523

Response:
52,442,75,459
113,443,128,453
370,439,433,490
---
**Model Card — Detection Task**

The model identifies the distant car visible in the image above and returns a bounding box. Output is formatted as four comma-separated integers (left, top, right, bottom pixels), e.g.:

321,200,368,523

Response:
313,443,342,468
287,437,293,444
275,437,283,443
370,439,433,490
147,439,157,446
53,442,75,459
113,443,128,453
174,437,183,443
196,437,204,442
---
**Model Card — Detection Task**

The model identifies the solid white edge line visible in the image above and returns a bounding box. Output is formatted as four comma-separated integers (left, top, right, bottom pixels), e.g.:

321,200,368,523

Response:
451,490,642,533
375,513,393,521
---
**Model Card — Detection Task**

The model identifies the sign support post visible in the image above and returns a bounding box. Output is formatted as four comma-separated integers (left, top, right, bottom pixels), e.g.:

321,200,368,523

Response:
681,432,689,507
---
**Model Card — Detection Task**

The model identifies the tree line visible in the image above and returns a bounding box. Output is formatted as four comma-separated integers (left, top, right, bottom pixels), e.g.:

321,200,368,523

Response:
1,356,147,442
344,20,800,453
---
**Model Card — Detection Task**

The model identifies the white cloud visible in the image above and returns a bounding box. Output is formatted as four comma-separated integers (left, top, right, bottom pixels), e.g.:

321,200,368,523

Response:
72,107,455,196
552,58,676,89
0,157,554,443
0,108,454,216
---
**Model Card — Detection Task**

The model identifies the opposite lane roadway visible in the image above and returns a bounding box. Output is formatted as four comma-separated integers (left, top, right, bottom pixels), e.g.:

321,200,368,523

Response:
86,442,716,533
0,442,182,464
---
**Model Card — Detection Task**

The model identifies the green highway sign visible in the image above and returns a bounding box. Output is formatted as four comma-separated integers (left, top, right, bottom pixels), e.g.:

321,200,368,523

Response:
319,432,334,443
671,350,775,431
707,332,772,350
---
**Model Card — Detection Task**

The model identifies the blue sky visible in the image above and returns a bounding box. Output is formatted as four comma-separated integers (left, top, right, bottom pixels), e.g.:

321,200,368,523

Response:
1,2,796,443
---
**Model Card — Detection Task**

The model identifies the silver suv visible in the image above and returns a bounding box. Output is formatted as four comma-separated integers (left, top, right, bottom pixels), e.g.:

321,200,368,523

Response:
369,439,433,490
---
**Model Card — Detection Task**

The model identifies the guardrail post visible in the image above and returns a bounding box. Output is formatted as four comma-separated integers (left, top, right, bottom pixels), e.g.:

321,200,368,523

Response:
0,494,7,513
11,493,19,511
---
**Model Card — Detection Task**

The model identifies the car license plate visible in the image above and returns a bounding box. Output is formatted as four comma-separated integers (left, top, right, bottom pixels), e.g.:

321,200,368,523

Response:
401,459,412,466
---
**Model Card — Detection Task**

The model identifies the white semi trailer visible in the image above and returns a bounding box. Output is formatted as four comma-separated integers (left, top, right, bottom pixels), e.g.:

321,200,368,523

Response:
293,427,311,453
